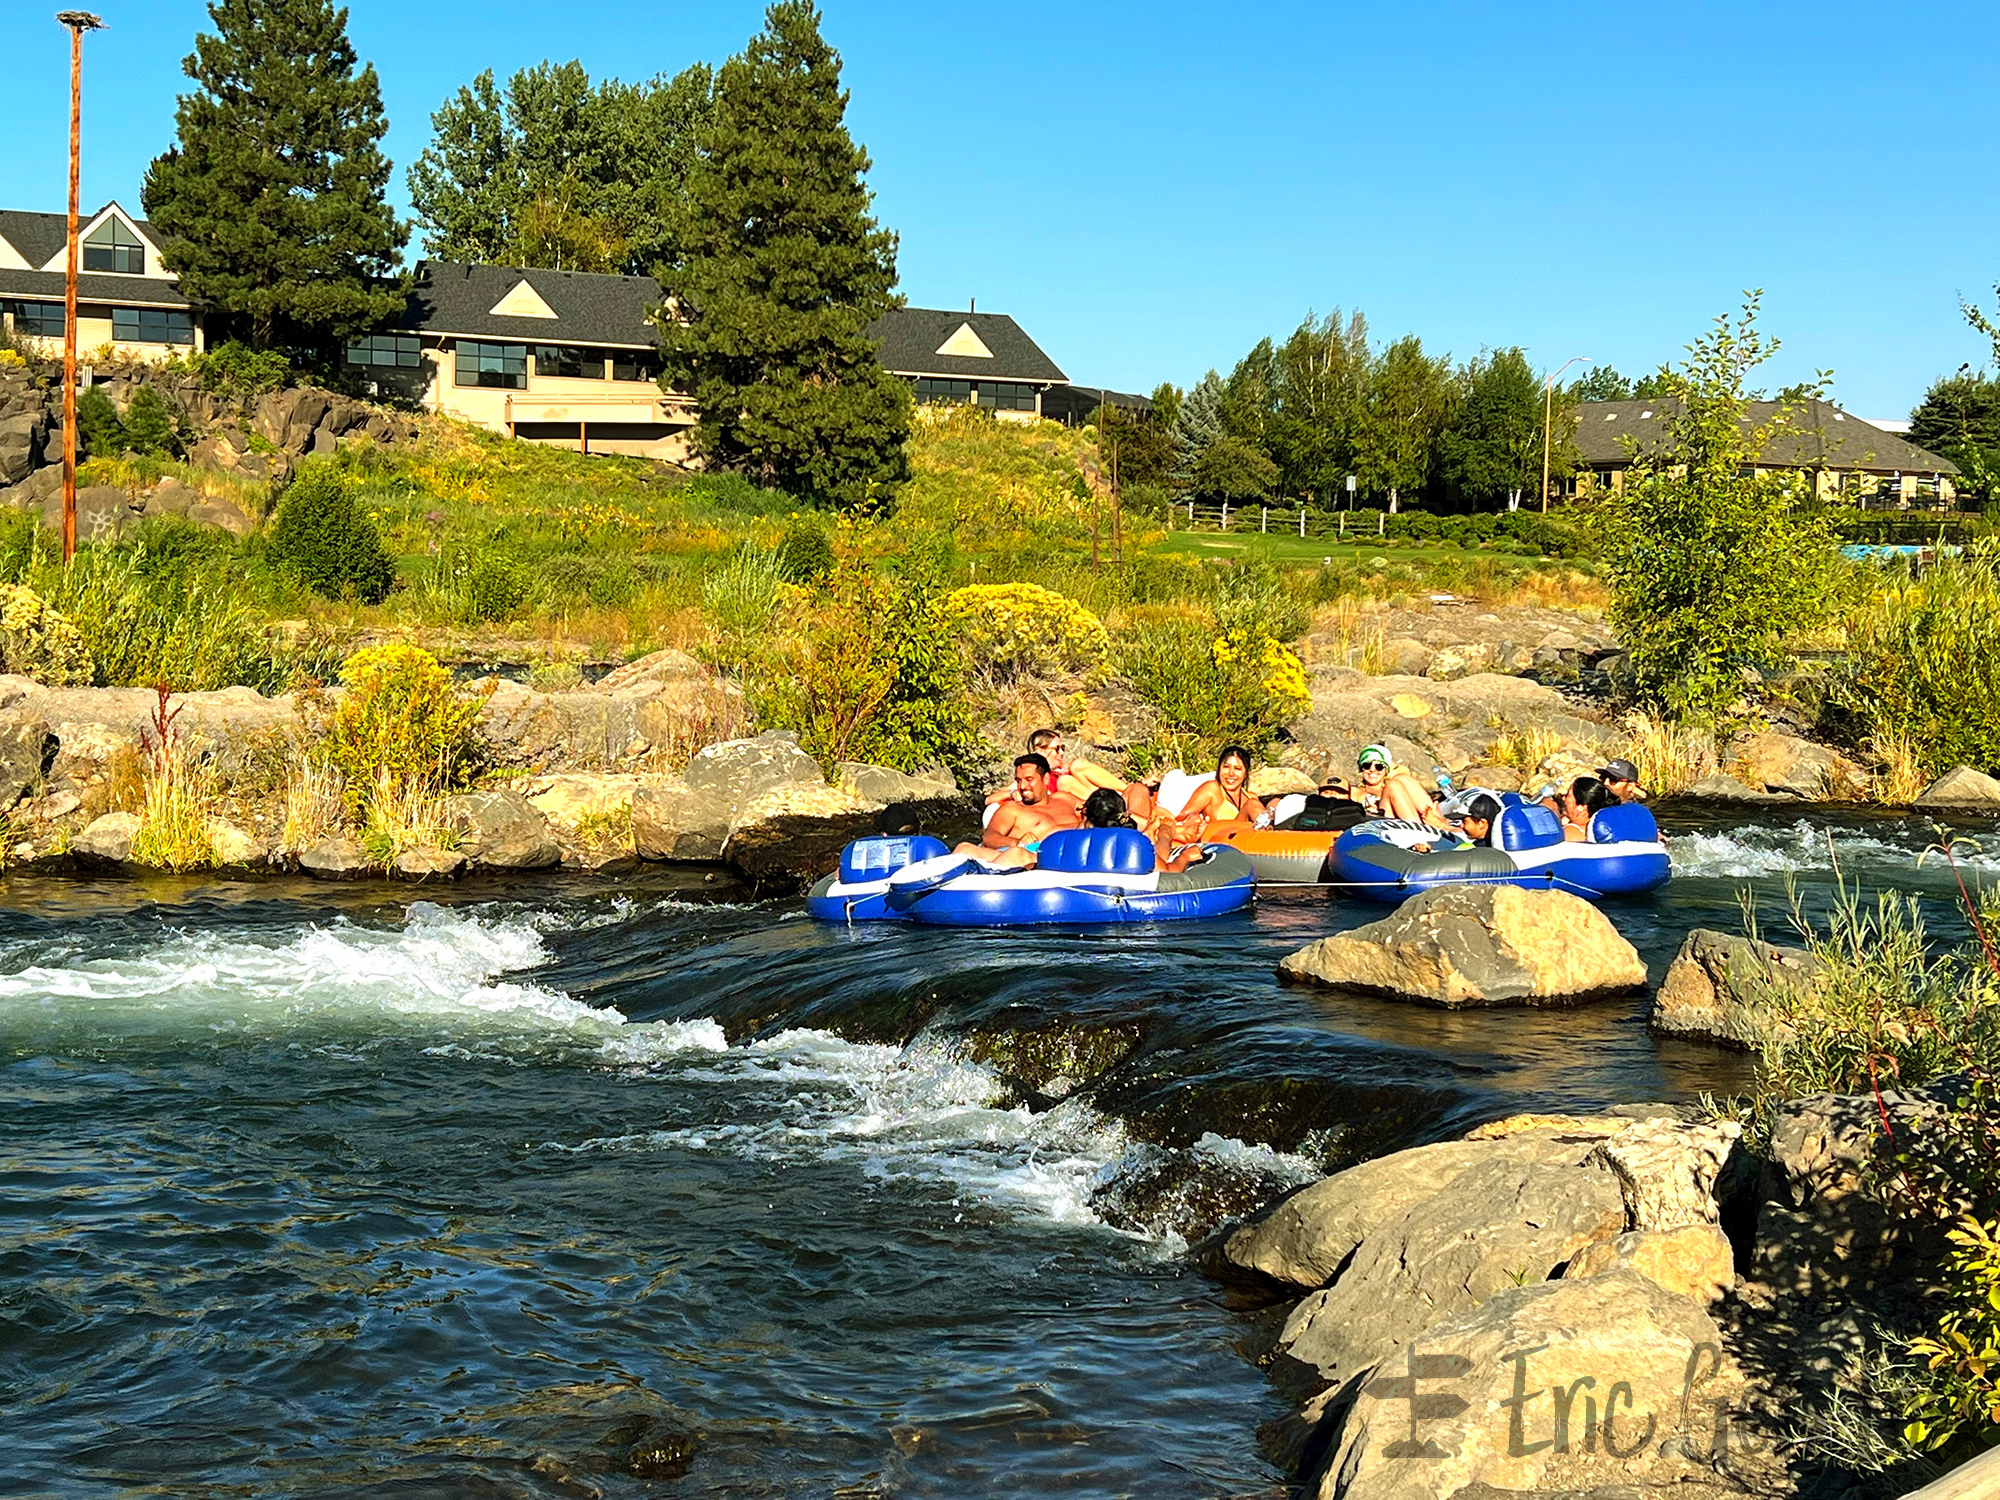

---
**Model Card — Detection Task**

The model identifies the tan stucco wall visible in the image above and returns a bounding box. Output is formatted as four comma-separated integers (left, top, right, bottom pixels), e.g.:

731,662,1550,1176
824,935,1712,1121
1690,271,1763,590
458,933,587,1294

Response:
10,306,204,364
422,342,694,460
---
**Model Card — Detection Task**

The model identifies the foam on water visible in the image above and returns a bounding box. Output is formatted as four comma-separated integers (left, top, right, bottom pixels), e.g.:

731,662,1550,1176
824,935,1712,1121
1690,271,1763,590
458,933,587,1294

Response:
0,902,722,1062
1668,818,2000,880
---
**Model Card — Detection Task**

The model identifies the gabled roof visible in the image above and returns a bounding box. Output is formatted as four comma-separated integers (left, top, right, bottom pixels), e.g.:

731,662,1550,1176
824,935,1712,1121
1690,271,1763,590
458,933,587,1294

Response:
1573,398,1959,476
867,307,1066,383
0,203,163,274
400,260,662,349
0,268,192,308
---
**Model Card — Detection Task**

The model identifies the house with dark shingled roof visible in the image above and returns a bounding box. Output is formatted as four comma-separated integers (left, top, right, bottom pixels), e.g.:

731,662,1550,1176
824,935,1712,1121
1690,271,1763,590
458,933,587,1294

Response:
1570,398,1961,508
0,202,202,360
865,307,1066,421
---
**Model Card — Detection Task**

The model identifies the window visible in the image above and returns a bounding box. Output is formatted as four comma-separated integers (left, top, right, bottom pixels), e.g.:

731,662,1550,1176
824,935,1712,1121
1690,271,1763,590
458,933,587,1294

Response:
9,301,65,338
612,349,663,383
111,306,193,345
83,217,145,275
345,333,422,368
534,345,603,380
454,340,526,389
913,377,973,405
975,381,1038,413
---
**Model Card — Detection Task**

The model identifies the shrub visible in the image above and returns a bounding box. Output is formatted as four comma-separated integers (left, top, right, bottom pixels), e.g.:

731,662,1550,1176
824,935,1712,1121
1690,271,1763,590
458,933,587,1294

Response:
192,340,291,395
127,687,216,872
122,386,180,457
1117,610,1309,757
1214,561,1311,645
935,581,1111,684
75,384,125,459
420,542,526,625
761,564,979,780
269,463,396,603
1846,547,2000,776
776,512,837,586
0,582,94,684
325,644,483,812
1903,1217,2000,1458
702,543,787,638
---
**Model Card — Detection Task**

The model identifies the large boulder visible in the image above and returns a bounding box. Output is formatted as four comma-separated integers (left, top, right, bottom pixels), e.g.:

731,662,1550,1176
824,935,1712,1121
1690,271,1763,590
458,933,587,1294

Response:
1313,1270,1747,1500
0,411,41,485
1563,1223,1736,1304
682,731,822,804
725,781,889,887
1728,729,1845,798
1651,928,1820,1049
632,780,733,862
834,761,967,835
1915,765,2000,809
299,836,373,879
1277,886,1647,1007
441,790,560,871
0,716,52,808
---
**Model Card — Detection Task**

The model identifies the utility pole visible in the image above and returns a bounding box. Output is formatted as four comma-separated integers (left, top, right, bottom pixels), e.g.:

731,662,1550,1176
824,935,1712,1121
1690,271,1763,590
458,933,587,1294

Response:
1541,355,1590,514
57,11,104,564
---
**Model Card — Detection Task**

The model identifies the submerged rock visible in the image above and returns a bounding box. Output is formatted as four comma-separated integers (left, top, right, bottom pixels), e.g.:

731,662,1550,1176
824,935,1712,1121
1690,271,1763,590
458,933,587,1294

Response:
1277,886,1647,1007
1651,927,1820,1049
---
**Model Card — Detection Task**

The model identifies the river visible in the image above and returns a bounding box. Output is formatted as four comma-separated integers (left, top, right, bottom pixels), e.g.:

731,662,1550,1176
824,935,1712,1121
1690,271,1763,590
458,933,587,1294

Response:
2,809,1993,1498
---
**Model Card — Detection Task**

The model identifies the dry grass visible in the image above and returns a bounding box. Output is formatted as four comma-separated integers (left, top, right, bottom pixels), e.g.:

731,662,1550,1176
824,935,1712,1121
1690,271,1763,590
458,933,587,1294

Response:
360,769,457,870
1622,710,1718,797
1487,721,1567,774
1313,598,1391,673
280,758,348,855
1869,730,1930,807
1502,569,1610,611
81,743,149,820
128,719,218,872
639,680,751,774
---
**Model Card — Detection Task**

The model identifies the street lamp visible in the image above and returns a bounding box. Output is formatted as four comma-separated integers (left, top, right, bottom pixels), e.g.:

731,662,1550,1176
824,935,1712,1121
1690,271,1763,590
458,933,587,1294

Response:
1540,355,1591,514
56,10,105,564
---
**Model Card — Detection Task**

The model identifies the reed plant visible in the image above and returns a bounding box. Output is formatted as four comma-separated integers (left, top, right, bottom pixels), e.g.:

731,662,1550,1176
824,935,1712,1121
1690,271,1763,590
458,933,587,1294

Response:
127,687,218,872
1621,709,1717,797
359,768,457,870
1846,547,2000,778
279,757,347,855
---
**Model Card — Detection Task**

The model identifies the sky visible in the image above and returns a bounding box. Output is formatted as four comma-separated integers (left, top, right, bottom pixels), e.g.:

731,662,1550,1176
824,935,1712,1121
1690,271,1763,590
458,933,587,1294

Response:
4,0,1996,420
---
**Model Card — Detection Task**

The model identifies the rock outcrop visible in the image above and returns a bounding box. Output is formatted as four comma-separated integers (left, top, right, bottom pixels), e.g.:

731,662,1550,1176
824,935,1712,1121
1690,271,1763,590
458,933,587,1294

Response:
1651,927,1820,1049
442,790,561,871
1915,765,2000,809
1729,729,1852,798
1277,886,1648,1006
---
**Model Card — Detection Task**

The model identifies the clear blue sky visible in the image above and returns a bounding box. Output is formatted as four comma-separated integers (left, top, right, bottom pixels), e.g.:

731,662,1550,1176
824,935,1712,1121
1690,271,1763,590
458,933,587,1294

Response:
7,0,1996,419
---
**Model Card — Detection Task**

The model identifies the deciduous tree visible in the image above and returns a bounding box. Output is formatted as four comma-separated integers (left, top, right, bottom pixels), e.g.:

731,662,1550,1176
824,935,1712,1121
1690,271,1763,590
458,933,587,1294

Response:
142,0,406,352
1910,367,2000,499
657,3,908,506
1352,336,1454,511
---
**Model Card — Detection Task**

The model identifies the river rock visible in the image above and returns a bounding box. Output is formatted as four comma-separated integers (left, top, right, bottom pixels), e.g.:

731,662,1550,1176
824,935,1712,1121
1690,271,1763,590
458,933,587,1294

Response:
1248,765,1319,799
299,836,372,879
1651,928,1820,1049
632,779,729,861
683,731,822,803
1729,729,1843,798
208,818,263,867
1594,1116,1742,1230
1424,641,1492,680
0,716,52,807
442,790,560,871
1313,1270,1747,1500
1681,773,1781,802
1564,1223,1735,1304
393,846,467,881
834,761,966,834
72,811,140,868
1277,886,1647,1007
522,772,641,829
725,781,885,887
1900,1444,2000,1500
1258,1124,1630,1387
1755,1085,1956,1299
1915,765,2000,809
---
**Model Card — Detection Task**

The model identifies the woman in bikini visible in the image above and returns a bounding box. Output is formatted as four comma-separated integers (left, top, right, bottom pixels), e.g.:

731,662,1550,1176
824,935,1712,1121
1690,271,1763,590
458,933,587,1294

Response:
1175,745,1265,840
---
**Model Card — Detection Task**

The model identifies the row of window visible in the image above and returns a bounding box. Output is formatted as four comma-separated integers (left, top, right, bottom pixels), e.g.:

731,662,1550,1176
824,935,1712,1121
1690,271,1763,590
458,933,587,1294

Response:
911,377,1040,412
5,300,193,344
83,217,146,275
448,342,662,389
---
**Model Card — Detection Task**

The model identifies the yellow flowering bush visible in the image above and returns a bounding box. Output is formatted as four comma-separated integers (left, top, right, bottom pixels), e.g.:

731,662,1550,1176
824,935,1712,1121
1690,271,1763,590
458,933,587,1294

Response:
0,583,95,685
936,582,1111,684
326,644,485,812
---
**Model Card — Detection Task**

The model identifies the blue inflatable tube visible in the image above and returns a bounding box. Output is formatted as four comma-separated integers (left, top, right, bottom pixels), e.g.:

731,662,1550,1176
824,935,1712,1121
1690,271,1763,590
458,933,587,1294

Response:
1331,801,1671,903
806,830,1257,926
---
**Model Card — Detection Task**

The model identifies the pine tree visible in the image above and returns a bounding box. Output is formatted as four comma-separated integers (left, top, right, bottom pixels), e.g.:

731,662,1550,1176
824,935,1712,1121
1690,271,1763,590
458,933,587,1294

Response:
1170,371,1226,492
142,0,406,353
122,387,182,457
657,3,909,507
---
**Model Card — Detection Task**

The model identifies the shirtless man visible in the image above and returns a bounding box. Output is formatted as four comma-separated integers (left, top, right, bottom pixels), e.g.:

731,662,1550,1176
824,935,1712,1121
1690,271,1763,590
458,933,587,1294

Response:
978,753,1082,856
987,730,1125,816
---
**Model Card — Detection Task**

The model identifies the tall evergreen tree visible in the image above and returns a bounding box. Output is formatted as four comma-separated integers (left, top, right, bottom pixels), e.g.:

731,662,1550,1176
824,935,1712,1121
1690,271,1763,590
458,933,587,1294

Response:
656,3,908,506
142,0,406,352
1910,367,2000,498
1170,371,1226,492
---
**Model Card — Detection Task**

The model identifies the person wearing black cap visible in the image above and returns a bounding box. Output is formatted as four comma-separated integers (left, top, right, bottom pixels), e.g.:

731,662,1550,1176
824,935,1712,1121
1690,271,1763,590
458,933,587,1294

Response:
1453,792,1505,847
1598,759,1642,803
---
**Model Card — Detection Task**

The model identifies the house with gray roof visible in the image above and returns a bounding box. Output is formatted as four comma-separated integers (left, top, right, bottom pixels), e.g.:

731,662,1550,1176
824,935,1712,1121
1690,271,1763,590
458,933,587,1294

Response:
866,307,1066,421
1571,397,1961,507
0,202,201,361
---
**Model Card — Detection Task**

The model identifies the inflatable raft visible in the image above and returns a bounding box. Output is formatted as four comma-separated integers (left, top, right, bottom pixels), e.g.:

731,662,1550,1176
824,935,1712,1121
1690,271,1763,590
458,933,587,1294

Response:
1330,799,1670,902
1211,794,1369,882
806,828,1256,926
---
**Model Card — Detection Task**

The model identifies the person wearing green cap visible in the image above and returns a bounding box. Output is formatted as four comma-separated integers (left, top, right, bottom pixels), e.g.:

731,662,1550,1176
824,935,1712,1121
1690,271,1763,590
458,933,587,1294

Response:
1323,744,1449,830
